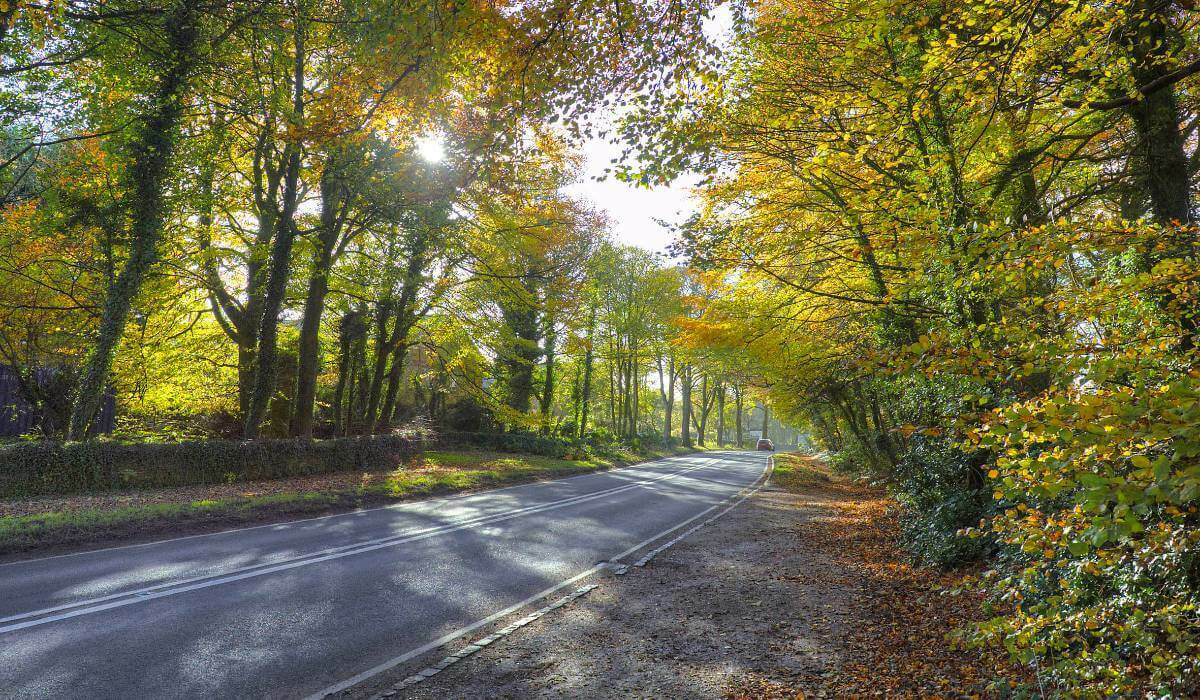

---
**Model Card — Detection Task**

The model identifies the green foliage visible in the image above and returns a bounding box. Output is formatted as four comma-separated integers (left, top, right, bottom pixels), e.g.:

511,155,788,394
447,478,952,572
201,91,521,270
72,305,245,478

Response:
892,437,993,569
632,0,1200,693
435,431,570,459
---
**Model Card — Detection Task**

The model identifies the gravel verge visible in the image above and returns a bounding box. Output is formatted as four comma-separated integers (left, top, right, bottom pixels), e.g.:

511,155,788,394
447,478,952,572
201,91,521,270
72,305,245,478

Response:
345,478,861,699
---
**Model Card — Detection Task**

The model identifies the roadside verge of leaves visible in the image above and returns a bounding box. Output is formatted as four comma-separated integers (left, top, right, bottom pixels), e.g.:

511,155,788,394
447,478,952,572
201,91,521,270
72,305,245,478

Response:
730,454,1028,698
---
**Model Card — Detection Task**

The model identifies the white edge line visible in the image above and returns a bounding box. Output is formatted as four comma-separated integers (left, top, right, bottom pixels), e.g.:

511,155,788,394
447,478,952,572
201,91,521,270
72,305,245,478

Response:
0,452,719,568
632,454,774,567
303,566,606,700
305,452,770,700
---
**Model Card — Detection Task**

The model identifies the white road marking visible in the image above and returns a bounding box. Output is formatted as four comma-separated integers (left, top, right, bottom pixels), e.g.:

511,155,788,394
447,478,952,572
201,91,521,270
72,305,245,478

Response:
306,453,771,700
633,454,774,567
0,458,727,633
0,453,708,568
304,569,607,700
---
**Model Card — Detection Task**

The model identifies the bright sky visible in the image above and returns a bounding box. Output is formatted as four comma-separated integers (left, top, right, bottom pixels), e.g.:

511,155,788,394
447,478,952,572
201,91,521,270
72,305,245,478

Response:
563,136,701,255
561,4,734,255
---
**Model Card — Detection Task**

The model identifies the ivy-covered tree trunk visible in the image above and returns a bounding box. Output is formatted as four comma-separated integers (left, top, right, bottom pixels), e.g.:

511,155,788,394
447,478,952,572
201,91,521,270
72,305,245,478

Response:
366,254,429,432
539,315,556,433
291,246,331,438
68,1,199,439
1126,3,1192,228
1124,1,1196,347
377,343,409,432
363,300,395,431
500,297,541,417
332,308,366,436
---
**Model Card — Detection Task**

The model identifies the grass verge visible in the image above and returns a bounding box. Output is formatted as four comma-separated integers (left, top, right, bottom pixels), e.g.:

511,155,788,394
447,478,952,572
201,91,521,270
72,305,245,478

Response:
769,451,837,490
0,444,707,558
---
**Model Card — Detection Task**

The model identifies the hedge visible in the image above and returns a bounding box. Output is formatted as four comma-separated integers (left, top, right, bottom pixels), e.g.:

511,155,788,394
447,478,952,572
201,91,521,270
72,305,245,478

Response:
434,431,570,458
0,435,420,499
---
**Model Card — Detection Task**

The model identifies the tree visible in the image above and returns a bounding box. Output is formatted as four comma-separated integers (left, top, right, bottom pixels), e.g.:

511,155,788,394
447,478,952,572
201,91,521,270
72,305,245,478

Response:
69,0,207,439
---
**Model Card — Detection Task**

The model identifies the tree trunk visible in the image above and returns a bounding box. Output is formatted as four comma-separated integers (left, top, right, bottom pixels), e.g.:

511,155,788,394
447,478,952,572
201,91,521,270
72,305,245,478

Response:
734,387,743,448
377,343,409,432
291,245,332,437
292,149,353,437
501,300,540,416
540,317,556,433
716,383,725,446
244,18,305,439
68,1,200,439
332,308,364,435
577,305,596,440
680,365,692,447
1127,1,1192,229
657,355,675,446
363,301,395,431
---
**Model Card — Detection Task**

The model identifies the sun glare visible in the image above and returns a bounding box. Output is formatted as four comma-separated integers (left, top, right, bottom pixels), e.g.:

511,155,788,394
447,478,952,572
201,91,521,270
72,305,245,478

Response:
415,134,446,163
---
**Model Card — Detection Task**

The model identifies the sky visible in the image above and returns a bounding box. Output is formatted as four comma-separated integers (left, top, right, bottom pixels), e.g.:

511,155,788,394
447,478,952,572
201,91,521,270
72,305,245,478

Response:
560,2,735,255
562,136,701,255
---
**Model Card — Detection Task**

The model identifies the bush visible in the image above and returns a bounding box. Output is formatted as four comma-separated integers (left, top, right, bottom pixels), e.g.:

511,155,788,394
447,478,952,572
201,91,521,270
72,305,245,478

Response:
434,431,569,458
892,436,994,568
0,435,419,498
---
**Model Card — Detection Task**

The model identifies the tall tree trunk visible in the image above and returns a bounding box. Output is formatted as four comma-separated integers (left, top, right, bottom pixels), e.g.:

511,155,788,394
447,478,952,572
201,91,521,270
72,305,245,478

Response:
377,343,409,432
716,383,725,447
540,316,556,433
363,301,394,431
244,17,305,439
501,299,540,417
631,348,639,439
68,1,200,439
657,355,675,446
606,339,616,431
332,308,364,435
1127,1,1192,229
680,365,692,448
577,305,596,440
1124,1,1196,348
292,243,333,437
761,403,770,440
292,149,352,437
734,386,743,448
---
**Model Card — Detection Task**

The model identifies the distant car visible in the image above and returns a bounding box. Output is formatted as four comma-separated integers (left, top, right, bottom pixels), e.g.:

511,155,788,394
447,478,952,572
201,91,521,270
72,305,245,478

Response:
756,438,774,451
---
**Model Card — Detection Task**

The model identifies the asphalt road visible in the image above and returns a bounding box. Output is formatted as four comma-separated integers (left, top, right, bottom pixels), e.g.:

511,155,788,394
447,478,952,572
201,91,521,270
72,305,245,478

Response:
0,450,769,699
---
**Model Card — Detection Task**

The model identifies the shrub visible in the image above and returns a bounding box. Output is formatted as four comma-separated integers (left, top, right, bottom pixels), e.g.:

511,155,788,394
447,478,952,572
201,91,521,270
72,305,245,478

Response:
433,431,569,458
892,436,994,568
0,434,419,498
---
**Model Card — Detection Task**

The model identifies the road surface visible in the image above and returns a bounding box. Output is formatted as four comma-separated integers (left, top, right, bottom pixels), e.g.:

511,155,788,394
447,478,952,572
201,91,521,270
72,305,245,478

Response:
0,450,769,699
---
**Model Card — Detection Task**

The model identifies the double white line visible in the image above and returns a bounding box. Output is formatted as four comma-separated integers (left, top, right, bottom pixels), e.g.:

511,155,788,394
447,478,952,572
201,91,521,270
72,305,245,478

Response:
0,459,718,636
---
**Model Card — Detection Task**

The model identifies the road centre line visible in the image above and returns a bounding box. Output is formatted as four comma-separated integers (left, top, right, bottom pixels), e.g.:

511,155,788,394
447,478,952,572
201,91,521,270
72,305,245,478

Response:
0,454,714,569
0,459,730,634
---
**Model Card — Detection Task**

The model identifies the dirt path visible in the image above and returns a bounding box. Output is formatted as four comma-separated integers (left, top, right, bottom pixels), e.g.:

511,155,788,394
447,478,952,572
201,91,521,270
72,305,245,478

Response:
346,461,1012,700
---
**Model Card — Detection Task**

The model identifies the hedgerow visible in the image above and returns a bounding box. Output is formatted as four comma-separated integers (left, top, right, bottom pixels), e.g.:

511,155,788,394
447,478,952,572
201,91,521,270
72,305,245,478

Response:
0,435,419,498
